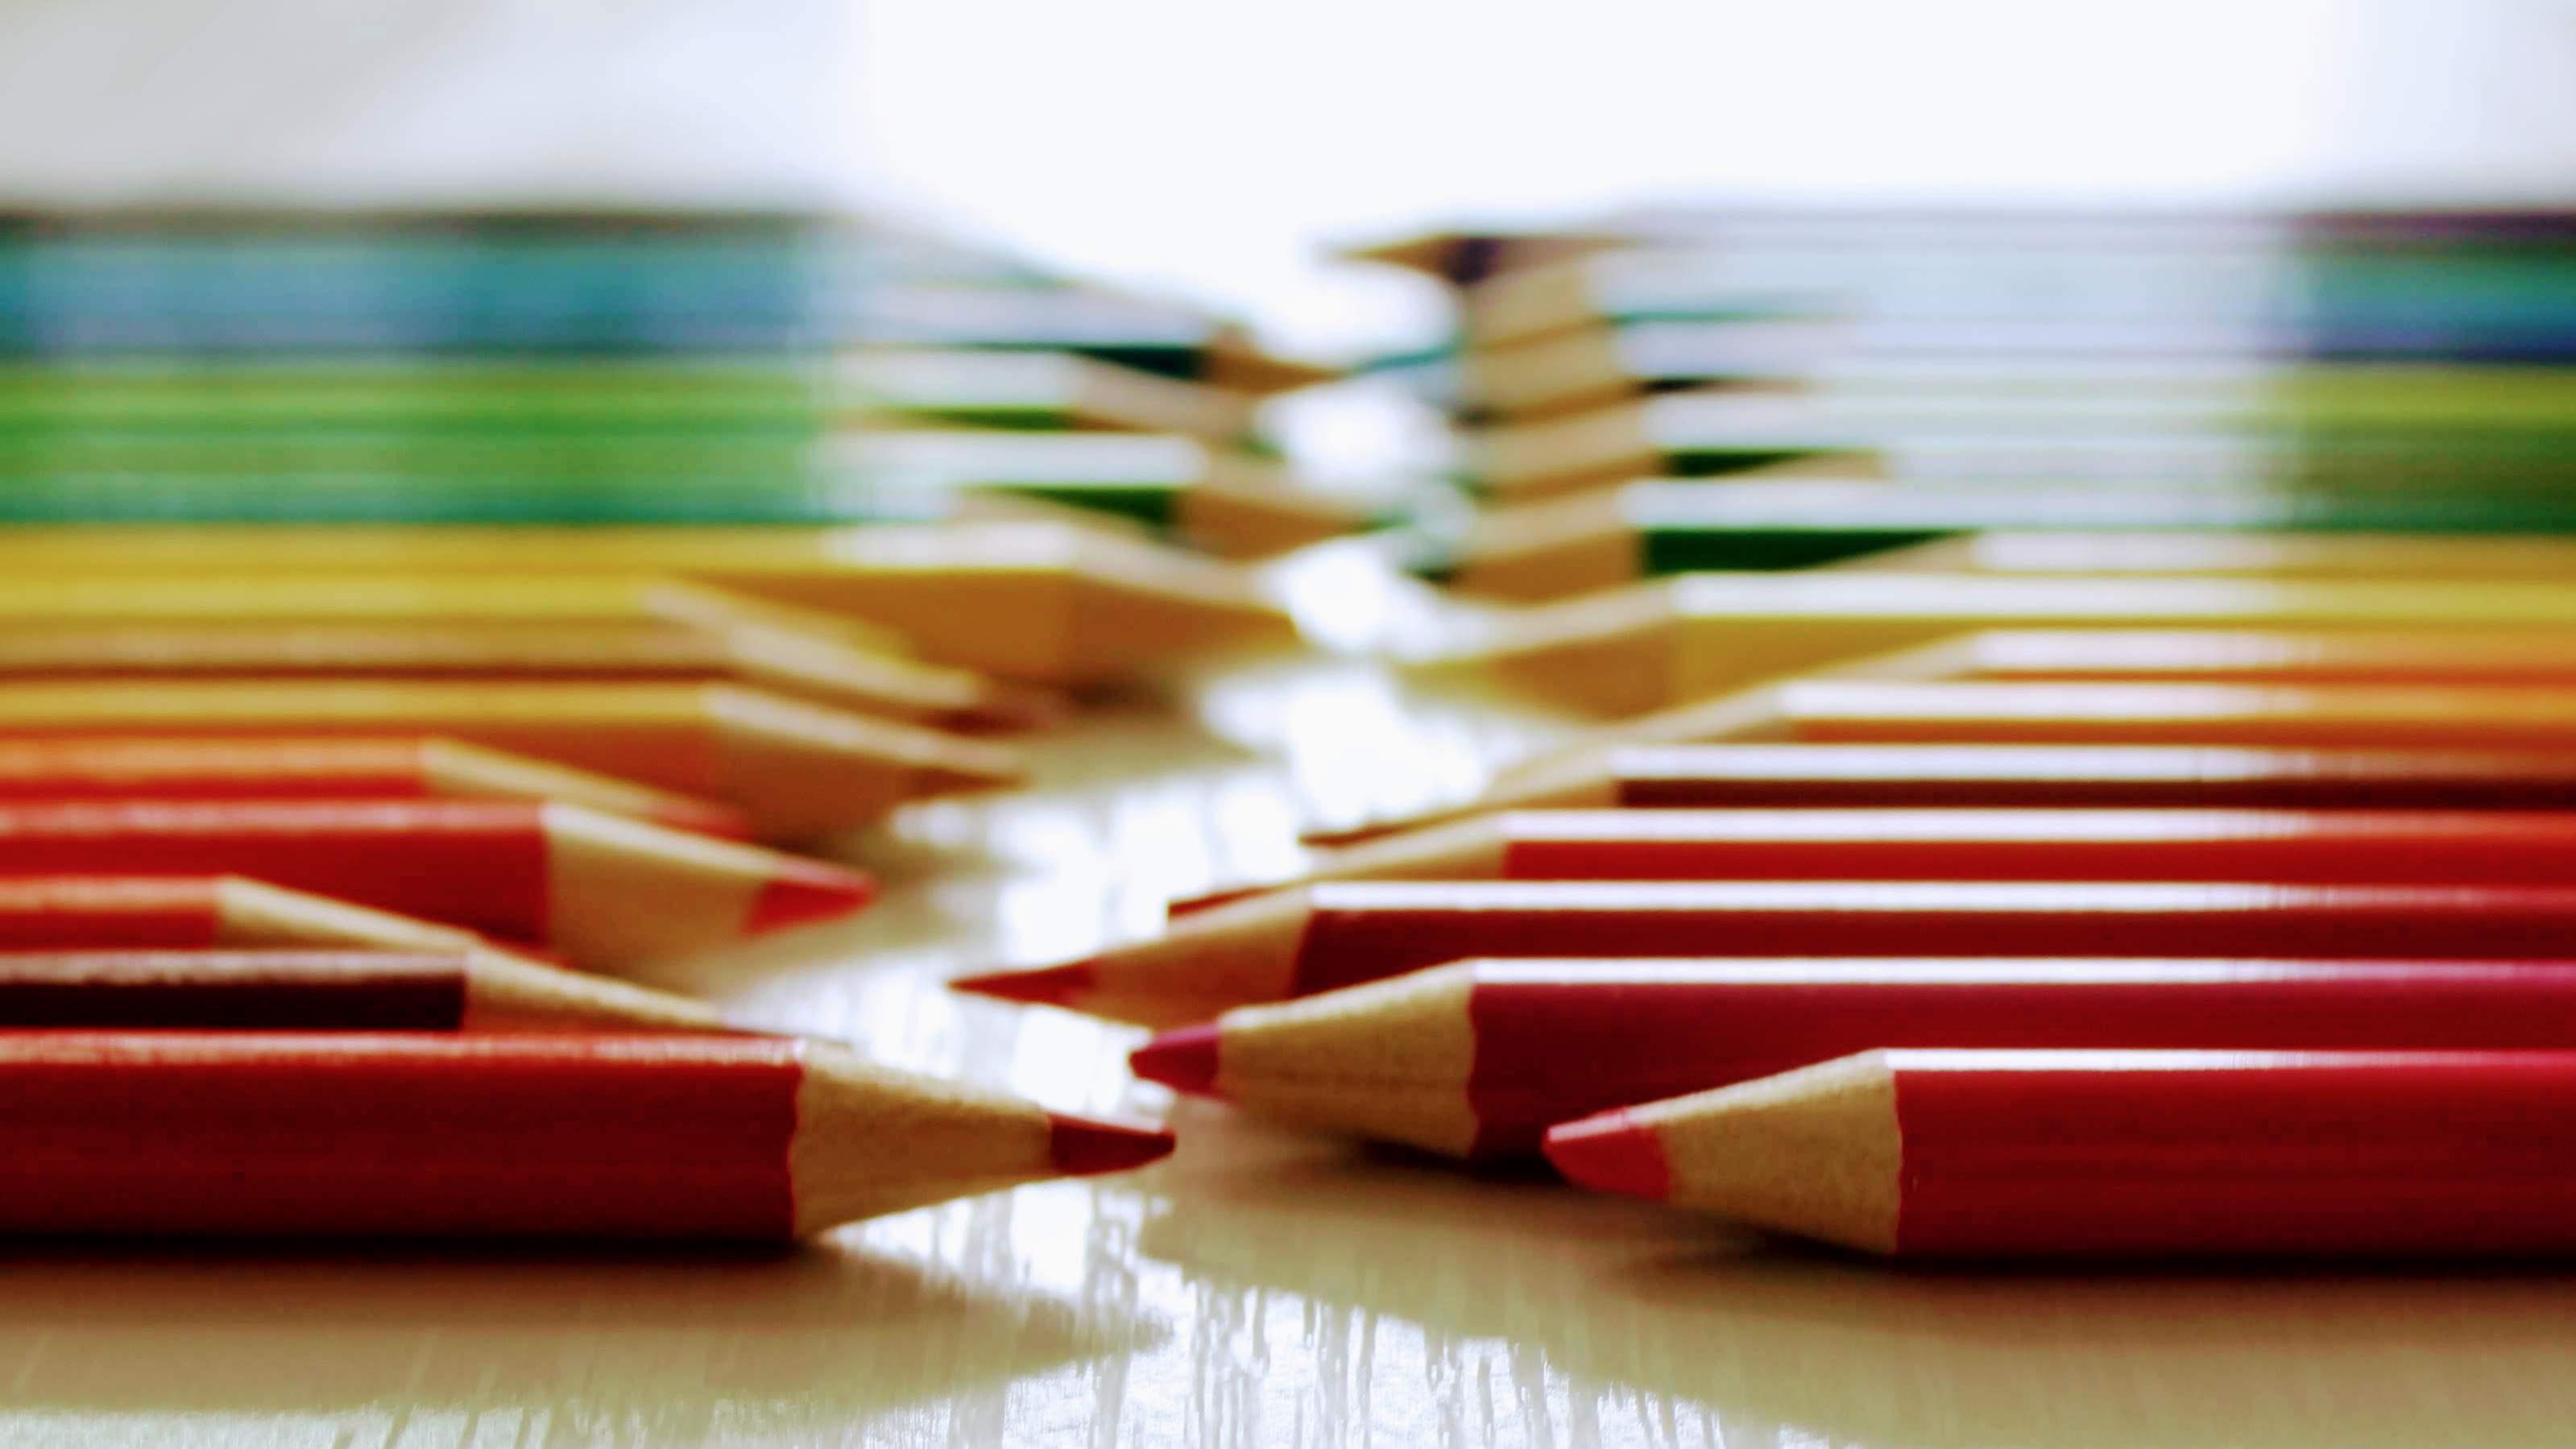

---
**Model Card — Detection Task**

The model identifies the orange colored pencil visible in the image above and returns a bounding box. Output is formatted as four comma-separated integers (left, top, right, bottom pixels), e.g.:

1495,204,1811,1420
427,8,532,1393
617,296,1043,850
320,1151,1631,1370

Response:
0,681,1021,840
0,734,750,838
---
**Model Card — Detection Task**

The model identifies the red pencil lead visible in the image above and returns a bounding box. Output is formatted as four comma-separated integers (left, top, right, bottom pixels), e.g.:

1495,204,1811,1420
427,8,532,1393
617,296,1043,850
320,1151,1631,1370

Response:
1543,1109,1671,1201
1128,1025,1222,1095
743,858,878,934
950,961,1097,1005
1046,1112,1178,1174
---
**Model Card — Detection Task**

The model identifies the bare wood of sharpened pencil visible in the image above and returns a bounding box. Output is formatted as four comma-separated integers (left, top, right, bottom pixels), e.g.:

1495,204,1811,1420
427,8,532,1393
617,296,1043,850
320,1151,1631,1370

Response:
0,681,1021,840
0,523,1298,684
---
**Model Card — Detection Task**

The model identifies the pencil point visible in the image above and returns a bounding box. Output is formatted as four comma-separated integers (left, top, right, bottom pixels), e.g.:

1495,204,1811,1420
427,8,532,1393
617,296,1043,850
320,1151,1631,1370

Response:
1046,1112,1178,1175
1129,1024,1222,1095
1544,1109,1672,1201
950,960,1095,1005
745,859,878,934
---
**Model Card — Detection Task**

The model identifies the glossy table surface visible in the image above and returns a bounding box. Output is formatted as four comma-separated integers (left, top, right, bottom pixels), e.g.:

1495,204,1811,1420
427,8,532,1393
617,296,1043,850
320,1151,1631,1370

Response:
9,544,2576,1447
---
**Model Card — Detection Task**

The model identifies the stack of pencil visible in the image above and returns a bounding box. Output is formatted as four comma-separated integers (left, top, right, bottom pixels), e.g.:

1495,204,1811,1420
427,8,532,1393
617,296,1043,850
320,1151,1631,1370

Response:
0,209,1220,1239
938,205,2576,1262
0,212,1363,557
833,227,1370,557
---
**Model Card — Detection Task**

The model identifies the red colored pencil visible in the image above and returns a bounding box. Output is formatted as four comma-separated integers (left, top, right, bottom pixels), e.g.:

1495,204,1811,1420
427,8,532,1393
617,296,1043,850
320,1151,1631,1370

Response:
0,1032,1173,1238
0,875,532,954
0,948,732,1032
1189,807,2576,911
1130,958,2576,1157
955,880,2576,1026
1303,743,2576,848
0,735,753,837
0,799,870,971
1546,1048,2576,1258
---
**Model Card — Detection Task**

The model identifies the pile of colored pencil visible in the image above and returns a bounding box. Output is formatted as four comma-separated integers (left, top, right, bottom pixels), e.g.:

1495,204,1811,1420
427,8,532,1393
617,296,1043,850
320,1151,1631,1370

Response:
946,205,2576,1262
0,208,1454,1237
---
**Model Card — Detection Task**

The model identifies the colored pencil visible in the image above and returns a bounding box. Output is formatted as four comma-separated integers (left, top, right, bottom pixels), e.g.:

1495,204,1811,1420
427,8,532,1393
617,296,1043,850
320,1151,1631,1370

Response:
0,734,751,838
1414,573,2576,715
837,431,1369,557
1179,807,2576,912
0,523,1298,685
0,568,958,678
1863,627,2576,687
0,948,730,1032
842,348,1260,438
1762,679,2576,751
0,619,1053,731
1302,743,2576,846
1456,324,2576,419
952,880,2576,1027
0,349,1259,440
1133,958,2576,1157
1544,1048,2576,1257
1838,528,2576,579
0,875,524,954
0,681,1021,841
1459,224,2576,346
853,279,1331,392
1418,482,2576,598
0,799,872,971
0,438,1364,558
1347,207,2576,289
1464,391,2576,498
0,1032,1174,1238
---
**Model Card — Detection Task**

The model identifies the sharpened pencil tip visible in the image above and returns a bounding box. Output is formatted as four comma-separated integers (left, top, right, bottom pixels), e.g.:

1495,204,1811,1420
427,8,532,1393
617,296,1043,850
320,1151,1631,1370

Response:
744,859,878,934
1544,1109,1672,1201
1046,1112,1178,1174
1129,1024,1221,1095
950,960,1096,1005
